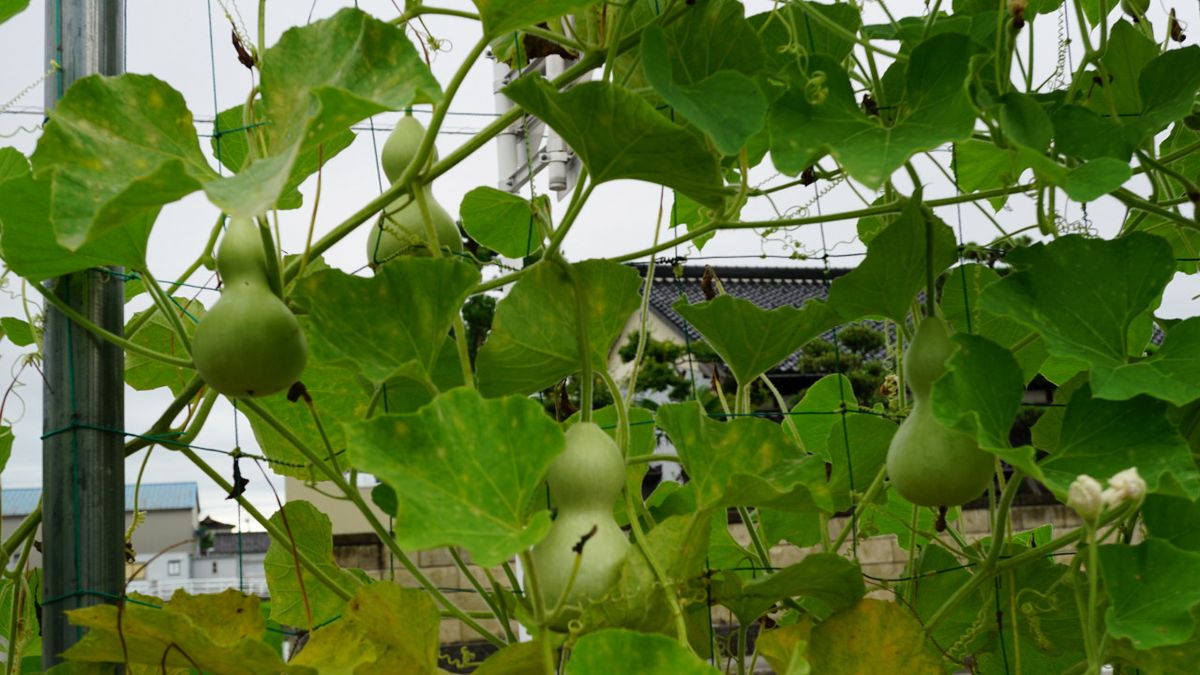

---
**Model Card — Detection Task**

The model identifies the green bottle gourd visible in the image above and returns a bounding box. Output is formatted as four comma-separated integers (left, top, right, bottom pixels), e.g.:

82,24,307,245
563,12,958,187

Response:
529,422,630,629
885,316,994,507
367,114,462,265
191,217,307,398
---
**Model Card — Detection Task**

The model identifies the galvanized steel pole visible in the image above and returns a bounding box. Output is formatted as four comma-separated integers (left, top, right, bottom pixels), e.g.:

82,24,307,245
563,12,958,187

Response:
41,0,127,668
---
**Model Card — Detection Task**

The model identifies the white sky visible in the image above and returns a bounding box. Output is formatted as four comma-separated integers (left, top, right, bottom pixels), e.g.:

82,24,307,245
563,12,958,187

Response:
1,0,1198,531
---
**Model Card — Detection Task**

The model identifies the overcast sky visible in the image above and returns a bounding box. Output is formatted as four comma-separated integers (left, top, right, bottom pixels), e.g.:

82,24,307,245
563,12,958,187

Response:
1,0,1198,531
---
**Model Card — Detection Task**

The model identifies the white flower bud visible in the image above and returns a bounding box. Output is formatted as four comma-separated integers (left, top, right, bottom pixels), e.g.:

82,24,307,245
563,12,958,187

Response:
1102,467,1147,508
1068,474,1104,524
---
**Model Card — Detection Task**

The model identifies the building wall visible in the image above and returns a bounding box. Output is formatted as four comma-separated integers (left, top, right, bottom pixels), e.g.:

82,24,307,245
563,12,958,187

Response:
3,507,197,569
607,307,692,383
191,552,267,580
284,477,389,535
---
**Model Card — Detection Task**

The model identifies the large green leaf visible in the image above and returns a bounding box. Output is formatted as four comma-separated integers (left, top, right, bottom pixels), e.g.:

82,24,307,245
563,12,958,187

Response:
473,0,600,36
940,264,1047,382
1144,495,1200,552
124,297,205,395
806,599,943,674
290,582,440,673
298,258,480,384
29,73,214,250
62,590,307,674
768,34,975,187
789,373,857,461
477,259,641,397
1127,47,1200,142
0,0,29,23
656,402,811,509
502,77,726,208
980,234,1179,400
263,501,363,628
566,629,719,674
1032,385,1200,501
826,198,958,323
931,334,1024,449
815,413,896,513
346,388,564,566
0,147,27,183
1095,21,1159,119
1091,317,1200,406
208,104,355,211
459,186,547,258
1100,540,1200,650
0,174,153,281
673,293,838,386
641,27,766,155
952,141,1028,210
715,553,864,624
750,2,863,68
246,328,375,478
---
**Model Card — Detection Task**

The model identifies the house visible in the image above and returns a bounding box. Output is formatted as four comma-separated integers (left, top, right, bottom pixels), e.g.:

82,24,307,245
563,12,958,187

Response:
1,482,268,598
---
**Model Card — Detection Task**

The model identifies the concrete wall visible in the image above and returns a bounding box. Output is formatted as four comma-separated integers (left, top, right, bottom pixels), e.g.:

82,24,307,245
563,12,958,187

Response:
284,477,389,535
192,552,267,579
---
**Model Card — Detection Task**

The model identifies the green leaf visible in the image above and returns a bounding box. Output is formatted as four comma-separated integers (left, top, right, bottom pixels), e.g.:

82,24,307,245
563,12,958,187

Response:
671,192,722,250
673,293,838,386
750,2,863,67
502,77,726,208
124,297,205,395
641,27,766,155
346,388,564,566
789,373,857,461
0,174,153,282
768,34,975,187
460,186,547,258
952,141,1028,210
980,234,1176,398
246,331,374,478
0,426,11,474
1052,104,1132,161
1097,21,1159,118
940,264,1047,382
63,590,307,674
716,553,865,624
1091,317,1200,406
290,582,440,673
1000,92,1053,151
264,501,363,628
1144,495,1200,551
806,599,944,674
0,317,34,347
0,147,28,183
566,629,719,674
0,0,30,24
208,104,355,211
29,73,212,250
473,0,600,36
656,402,811,509
826,198,958,323
477,259,641,397
473,642,545,675
816,413,896,513
1063,157,1132,202
1128,46,1200,142
1034,385,1200,500
931,334,1024,449
298,258,480,384
757,623,813,675
1100,540,1200,649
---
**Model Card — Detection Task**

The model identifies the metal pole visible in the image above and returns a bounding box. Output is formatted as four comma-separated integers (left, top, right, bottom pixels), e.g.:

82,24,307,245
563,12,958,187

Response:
42,0,126,668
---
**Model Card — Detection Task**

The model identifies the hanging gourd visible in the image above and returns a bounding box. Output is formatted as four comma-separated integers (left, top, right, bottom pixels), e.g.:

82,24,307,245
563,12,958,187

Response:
529,421,630,629
367,113,463,265
886,316,994,507
192,217,307,398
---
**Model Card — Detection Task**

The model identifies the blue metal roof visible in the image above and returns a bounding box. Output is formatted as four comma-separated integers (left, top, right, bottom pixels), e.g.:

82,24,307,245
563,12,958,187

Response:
1,482,198,517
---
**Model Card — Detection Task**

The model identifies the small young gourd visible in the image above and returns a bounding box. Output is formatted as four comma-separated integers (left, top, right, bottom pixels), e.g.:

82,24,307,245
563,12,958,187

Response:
886,316,994,507
191,217,307,398
366,114,462,265
529,422,630,629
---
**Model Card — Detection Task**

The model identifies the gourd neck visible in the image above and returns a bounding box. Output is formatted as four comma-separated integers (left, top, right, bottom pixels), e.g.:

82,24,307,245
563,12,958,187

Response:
217,218,270,287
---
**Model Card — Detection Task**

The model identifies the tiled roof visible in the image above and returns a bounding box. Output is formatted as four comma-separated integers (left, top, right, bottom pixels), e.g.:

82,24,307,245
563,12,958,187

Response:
1,482,199,517
209,531,271,555
634,264,857,373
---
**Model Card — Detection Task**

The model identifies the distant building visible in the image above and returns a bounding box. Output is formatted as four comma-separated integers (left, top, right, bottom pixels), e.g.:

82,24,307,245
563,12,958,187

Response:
1,482,267,598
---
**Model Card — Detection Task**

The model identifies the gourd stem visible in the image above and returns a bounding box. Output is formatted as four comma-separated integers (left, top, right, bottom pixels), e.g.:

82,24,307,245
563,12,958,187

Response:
393,6,480,23
255,215,286,301
544,178,594,261
621,489,689,646
32,281,195,369
735,623,748,675
736,507,772,569
301,396,341,475
759,374,803,450
238,398,505,646
830,465,888,553
178,447,354,602
449,547,512,643
1084,524,1103,675
0,507,41,563
903,163,934,319
139,269,193,357
600,370,656,530
4,533,35,675
545,552,586,627
626,453,680,465
412,186,476,389
622,207,664,403
123,376,206,457
520,550,549,625
481,566,519,643
125,214,219,338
